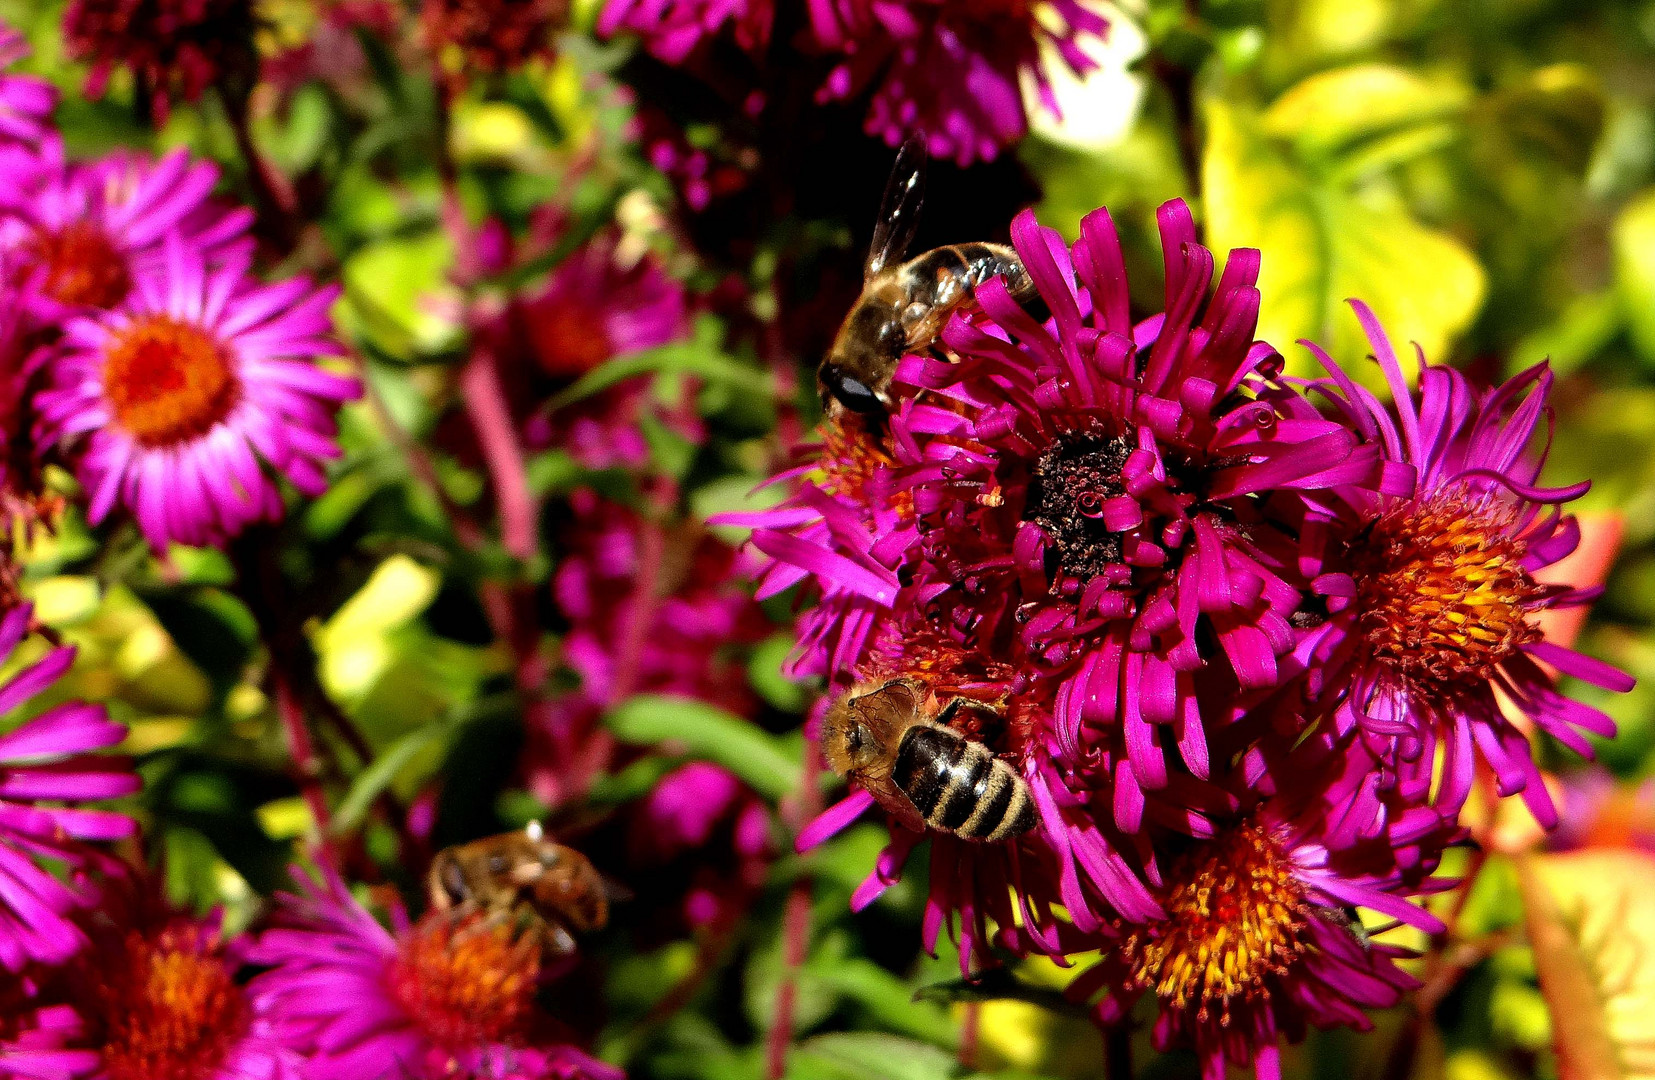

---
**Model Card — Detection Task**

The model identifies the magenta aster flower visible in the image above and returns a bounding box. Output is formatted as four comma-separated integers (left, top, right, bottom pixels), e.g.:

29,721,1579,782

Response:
247,866,621,1080
62,0,258,122
0,144,252,322
0,25,55,148
1297,301,1635,829
598,0,772,63
808,0,1109,165
0,869,297,1080
0,603,137,974
35,234,360,551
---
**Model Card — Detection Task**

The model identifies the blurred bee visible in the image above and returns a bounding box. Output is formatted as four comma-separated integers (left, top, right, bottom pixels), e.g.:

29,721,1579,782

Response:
426,821,609,956
819,138,1040,418
822,678,1037,842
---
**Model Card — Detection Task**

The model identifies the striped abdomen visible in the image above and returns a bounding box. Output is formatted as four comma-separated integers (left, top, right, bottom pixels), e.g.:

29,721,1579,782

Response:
892,723,1037,842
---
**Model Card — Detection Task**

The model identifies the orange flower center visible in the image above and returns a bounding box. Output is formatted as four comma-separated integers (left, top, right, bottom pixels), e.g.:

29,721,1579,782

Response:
102,316,240,447
1352,495,1545,690
22,221,133,309
1119,821,1312,1025
819,416,913,519
94,928,249,1080
528,303,613,379
387,911,542,1047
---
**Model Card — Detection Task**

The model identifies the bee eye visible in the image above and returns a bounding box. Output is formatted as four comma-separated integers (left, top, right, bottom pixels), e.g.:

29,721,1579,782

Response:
487,854,508,874
827,373,881,415
846,725,865,752
441,861,467,904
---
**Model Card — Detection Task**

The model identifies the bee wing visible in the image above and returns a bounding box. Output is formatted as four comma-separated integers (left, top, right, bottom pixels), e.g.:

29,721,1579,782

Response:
866,136,926,281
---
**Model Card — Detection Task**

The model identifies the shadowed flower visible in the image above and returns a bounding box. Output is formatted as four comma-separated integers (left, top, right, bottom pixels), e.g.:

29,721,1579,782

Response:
0,603,137,974
808,0,1109,165
61,0,258,121
597,0,773,64
35,234,360,551
0,869,297,1080
1298,301,1635,829
0,145,252,323
421,0,566,75
0,25,55,148
247,867,621,1080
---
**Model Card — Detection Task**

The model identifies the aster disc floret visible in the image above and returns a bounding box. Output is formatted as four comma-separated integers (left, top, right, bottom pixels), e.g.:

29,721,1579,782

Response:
1299,301,1635,828
0,603,137,973
247,866,621,1080
0,144,252,322
0,869,297,1080
62,0,258,121
36,234,361,551
808,0,1109,165
421,0,567,75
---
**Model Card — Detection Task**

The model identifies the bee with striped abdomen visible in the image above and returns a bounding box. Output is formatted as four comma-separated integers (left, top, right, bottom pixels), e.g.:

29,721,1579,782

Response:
821,678,1037,843
819,139,1038,418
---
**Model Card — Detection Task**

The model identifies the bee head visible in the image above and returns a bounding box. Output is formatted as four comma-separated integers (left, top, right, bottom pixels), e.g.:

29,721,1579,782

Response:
819,359,885,416
822,679,918,779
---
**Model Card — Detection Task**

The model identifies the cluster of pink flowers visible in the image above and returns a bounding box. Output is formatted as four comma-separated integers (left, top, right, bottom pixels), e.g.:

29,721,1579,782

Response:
732,199,1634,1076
598,0,1109,166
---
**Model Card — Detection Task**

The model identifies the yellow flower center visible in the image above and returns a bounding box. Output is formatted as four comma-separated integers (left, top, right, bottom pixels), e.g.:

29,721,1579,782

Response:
102,315,240,447
94,927,249,1080
1120,821,1312,1025
386,911,542,1048
23,221,133,309
1352,495,1545,690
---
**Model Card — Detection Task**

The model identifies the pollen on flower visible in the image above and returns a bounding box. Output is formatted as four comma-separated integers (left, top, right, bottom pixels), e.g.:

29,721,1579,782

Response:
819,416,910,518
22,221,132,309
102,315,239,447
1352,494,1547,690
94,927,250,1080
1025,427,1136,582
387,911,543,1048
1119,821,1312,1025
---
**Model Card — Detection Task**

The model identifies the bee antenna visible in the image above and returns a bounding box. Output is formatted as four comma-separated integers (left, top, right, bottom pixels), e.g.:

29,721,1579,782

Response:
935,698,962,726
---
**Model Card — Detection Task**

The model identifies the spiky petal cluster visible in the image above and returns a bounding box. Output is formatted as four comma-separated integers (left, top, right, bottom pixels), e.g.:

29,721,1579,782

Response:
731,196,1631,1075
0,25,54,149
61,0,258,121
246,867,621,1080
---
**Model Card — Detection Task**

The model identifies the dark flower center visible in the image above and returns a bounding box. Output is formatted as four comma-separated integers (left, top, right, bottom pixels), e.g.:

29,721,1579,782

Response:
103,315,240,447
1118,820,1311,1024
387,911,541,1047
1025,429,1136,581
22,222,132,309
94,928,249,1080
528,302,612,379
1350,494,1545,690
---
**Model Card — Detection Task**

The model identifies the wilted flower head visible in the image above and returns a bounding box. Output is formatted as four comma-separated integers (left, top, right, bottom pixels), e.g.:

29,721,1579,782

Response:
61,0,258,120
0,868,297,1080
0,25,55,148
421,0,567,76
248,866,620,1080
0,603,137,973
1299,302,1634,829
35,235,360,551
808,0,1108,164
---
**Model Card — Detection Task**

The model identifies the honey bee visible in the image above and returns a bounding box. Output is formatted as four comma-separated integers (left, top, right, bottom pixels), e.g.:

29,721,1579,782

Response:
819,138,1040,417
822,678,1037,842
426,821,609,956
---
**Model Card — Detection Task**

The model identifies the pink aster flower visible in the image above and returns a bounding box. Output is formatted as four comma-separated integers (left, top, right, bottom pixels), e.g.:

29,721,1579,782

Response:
247,866,621,1080
0,25,55,148
0,144,252,324
808,0,1109,165
0,603,137,973
1297,301,1635,829
62,0,258,123
597,0,772,63
0,867,297,1080
35,234,360,551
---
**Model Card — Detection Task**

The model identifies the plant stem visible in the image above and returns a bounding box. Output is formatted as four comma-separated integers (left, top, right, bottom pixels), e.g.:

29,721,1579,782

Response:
271,665,334,853
1105,1024,1132,1080
459,344,539,562
768,739,823,1079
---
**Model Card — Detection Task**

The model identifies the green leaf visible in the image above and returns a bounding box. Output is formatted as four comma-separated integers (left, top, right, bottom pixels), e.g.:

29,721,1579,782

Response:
788,1033,958,1080
1204,98,1485,383
808,958,959,1048
1517,850,1655,1080
331,722,447,835
914,970,1091,1020
604,695,802,800
1614,188,1655,364
1261,64,1470,163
